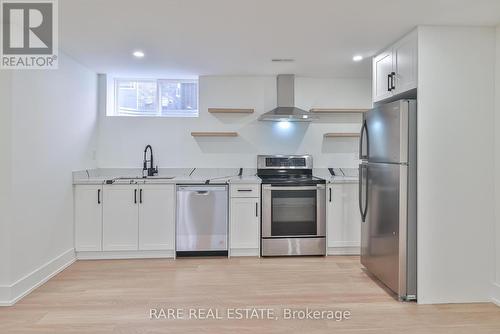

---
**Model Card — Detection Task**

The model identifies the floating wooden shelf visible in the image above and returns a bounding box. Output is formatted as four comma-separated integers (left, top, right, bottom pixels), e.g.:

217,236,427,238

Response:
208,108,254,114
191,131,238,137
310,108,368,114
324,133,360,138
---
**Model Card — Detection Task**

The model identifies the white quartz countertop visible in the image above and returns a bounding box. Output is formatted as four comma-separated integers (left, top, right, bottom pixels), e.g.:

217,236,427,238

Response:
73,168,261,185
74,167,358,185
313,168,359,184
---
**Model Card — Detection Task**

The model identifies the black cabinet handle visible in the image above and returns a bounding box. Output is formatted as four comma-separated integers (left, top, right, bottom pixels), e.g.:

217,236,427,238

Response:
97,189,101,204
237,189,252,192
390,72,396,90
329,188,332,202
134,189,137,204
255,202,258,217
140,189,143,204
387,73,392,92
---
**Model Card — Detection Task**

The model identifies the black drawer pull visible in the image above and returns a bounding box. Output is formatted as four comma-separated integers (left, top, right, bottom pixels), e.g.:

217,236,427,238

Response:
237,189,253,192
97,189,101,204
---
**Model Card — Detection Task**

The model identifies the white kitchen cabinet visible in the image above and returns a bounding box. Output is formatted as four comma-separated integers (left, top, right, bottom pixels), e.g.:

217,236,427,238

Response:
229,183,260,256
102,185,139,251
138,184,175,251
373,50,394,102
326,183,361,255
372,29,418,103
230,197,260,252
74,185,103,251
393,30,418,95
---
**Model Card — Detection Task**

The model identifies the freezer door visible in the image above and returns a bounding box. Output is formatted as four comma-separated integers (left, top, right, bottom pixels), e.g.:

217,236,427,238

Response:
361,163,409,298
366,100,414,164
176,186,228,252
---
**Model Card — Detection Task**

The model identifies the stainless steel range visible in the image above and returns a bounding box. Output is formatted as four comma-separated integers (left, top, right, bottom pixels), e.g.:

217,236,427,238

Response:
257,155,326,256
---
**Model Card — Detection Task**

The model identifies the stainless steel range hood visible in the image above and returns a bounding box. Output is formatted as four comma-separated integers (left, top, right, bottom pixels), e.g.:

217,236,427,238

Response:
259,74,317,122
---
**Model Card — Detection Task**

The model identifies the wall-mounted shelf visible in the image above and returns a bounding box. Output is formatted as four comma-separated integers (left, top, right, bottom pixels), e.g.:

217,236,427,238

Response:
310,108,368,114
323,133,360,138
208,108,254,114
191,132,238,137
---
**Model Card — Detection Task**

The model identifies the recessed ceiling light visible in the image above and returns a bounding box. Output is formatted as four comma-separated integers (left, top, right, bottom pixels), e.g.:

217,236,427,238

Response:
133,50,145,58
271,58,295,62
352,55,363,62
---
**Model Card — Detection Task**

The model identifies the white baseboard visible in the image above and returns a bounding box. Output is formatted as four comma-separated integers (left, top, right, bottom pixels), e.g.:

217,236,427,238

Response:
491,283,500,307
0,248,76,307
0,286,11,306
76,250,175,260
230,248,259,257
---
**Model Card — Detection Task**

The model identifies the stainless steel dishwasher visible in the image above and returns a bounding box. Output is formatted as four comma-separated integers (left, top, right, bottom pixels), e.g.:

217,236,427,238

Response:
176,185,228,257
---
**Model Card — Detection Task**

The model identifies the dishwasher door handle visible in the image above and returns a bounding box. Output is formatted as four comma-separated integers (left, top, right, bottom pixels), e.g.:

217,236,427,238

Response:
195,191,209,195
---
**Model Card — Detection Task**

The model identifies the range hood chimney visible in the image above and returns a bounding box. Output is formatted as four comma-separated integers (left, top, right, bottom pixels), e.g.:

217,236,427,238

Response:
258,74,317,122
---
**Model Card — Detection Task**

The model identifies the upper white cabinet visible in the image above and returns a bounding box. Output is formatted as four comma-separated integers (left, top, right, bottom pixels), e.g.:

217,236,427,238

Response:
74,185,103,251
373,50,394,102
138,184,175,251
102,185,139,251
327,183,361,255
373,30,418,103
229,183,260,256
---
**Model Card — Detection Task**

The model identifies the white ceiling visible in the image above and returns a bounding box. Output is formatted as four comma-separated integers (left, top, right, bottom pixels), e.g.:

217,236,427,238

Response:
59,0,500,78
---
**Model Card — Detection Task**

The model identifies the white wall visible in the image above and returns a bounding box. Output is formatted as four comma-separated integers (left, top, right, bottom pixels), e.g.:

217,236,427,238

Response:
0,72,12,292
417,26,496,304
97,76,371,168
4,53,98,301
494,25,500,304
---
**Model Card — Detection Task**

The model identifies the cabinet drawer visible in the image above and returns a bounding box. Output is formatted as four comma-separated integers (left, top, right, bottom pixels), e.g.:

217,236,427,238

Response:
230,184,260,198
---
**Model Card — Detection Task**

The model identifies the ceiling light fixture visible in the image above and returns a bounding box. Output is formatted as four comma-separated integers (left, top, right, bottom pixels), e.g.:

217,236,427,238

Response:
352,55,363,62
133,50,145,58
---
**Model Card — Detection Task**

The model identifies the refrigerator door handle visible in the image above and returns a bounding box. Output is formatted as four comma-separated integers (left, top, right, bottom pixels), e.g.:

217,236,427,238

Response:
358,165,363,218
359,164,368,222
359,120,369,160
363,167,368,221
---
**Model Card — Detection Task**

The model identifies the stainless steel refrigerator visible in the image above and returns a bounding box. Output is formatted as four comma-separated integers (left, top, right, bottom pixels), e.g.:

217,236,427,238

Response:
359,99,417,301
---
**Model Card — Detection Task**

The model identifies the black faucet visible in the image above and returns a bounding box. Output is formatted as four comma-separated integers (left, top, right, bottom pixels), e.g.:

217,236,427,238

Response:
143,145,158,177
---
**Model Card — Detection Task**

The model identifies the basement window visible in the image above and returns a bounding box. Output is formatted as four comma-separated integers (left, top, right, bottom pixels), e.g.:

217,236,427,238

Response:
113,78,199,117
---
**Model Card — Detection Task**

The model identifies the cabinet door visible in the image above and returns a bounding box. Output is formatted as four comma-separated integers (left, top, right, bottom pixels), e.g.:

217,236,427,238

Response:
373,50,394,102
393,31,418,95
327,184,361,250
102,185,139,251
230,197,260,250
74,185,103,251
138,184,175,250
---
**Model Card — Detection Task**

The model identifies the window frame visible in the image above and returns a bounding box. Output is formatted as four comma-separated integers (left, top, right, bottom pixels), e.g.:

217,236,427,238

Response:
113,78,199,118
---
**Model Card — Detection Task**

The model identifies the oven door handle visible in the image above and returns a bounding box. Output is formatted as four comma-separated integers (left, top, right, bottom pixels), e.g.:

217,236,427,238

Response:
263,186,320,191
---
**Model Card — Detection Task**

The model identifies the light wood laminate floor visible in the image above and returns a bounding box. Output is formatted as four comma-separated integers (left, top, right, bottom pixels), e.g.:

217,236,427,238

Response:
1,256,499,333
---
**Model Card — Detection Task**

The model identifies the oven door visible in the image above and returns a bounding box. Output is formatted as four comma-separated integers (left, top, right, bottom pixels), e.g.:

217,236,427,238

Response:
262,185,326,238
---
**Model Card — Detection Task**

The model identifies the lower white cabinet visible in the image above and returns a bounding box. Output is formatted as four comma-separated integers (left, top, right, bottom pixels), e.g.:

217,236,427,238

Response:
229,184,260,256
102,185,139,251
326,183,361,255
138,184,175,250
75,183,175,256
74,185,103,251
